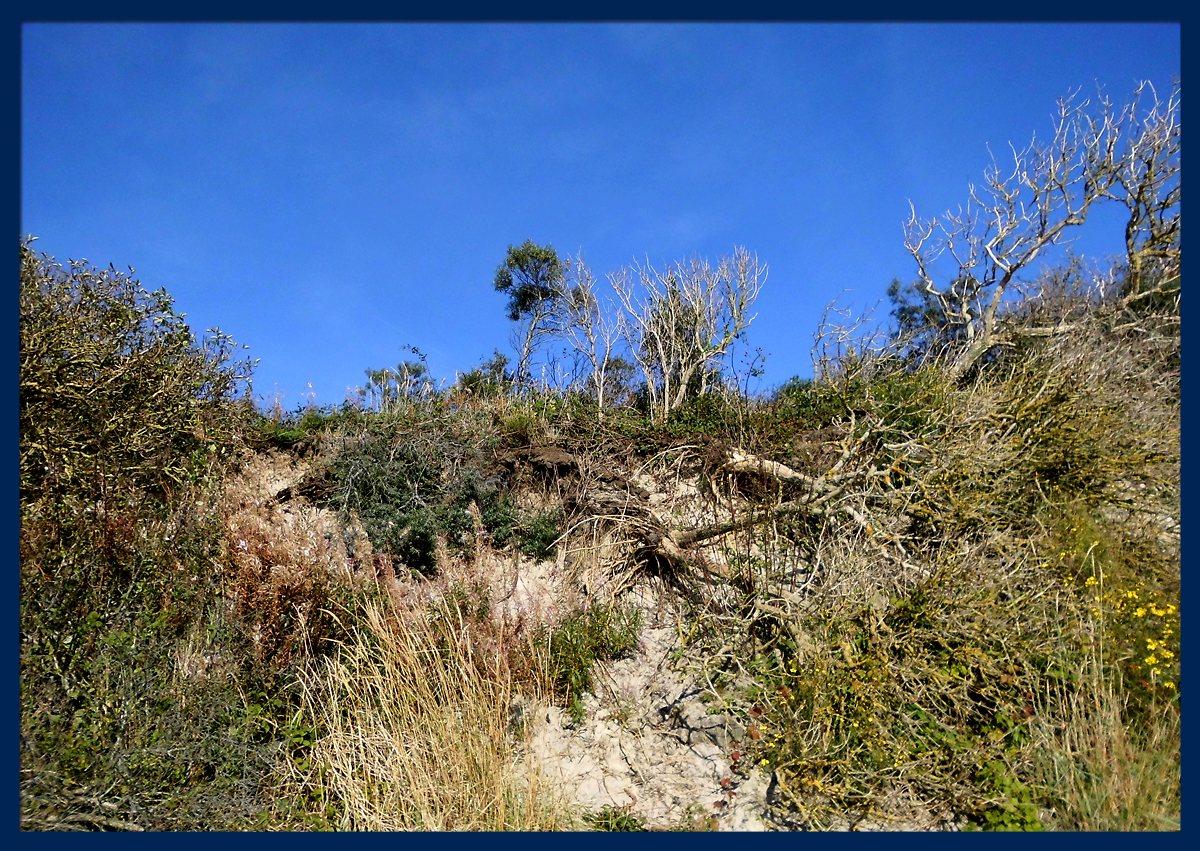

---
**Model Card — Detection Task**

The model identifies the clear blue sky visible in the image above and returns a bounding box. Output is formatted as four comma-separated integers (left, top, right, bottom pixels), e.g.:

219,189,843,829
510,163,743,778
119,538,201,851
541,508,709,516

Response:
21,22,1180,408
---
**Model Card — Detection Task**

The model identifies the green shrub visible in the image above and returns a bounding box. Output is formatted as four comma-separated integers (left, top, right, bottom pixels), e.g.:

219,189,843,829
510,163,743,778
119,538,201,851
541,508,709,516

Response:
20,236,251,692
539,603,642,723
666,392,737,438
735,548,1087,830
318,411,521,573
19,237,252,507
770,376,846,430
516,508,563,560
18,237,290,829
249,404,362,452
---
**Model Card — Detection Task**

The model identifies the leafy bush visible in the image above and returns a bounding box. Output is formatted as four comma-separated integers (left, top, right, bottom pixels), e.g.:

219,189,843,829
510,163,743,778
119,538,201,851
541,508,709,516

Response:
515,508,563,560
19,235,251,699
770,376,847,431
734,548,1069,830
18,238,284,829
316,407,524,573
19,237,252,507
248,403,363,453
665,391,738,438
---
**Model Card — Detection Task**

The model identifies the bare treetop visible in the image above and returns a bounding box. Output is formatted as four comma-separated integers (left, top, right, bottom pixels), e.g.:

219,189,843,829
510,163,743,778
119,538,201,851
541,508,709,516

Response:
903,80,1180,381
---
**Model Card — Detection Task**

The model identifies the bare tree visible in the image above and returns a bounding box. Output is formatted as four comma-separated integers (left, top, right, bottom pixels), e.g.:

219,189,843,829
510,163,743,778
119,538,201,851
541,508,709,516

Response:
555,254,627,420
614,246,764,422
1101,81,1181,305
904,81,1180,382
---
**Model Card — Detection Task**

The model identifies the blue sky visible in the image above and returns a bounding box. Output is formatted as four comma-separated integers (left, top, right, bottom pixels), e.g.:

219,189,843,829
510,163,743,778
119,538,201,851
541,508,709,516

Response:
21,22,1180,408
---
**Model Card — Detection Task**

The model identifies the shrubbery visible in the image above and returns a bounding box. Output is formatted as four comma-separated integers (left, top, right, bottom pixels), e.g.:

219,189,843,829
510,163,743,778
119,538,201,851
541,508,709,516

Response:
19,238,284,829
19,83,1179,831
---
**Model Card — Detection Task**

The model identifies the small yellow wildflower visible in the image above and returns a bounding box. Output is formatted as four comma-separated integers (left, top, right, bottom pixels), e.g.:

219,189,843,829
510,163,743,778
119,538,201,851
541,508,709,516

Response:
1146,639,1159,651
1135,607,1146,617
1085,576,1098,587
1164,682,1176,690
1145,655,1158,666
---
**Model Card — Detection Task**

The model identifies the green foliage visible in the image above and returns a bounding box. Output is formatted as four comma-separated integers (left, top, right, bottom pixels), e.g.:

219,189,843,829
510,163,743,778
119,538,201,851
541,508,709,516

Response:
17,237,316,829
665,392,738,438
584,805,648,831
886,275,971,360
457,349,512,398
736,552,1086,829
19,236,250,695
494,240,567,389
1038,503,1180,712
493,239,565,322
964,762,1045,831
20,237,252,506
501,410,539,445
862,368,953,437
516,508,563,560
249,403,363,452
770,377,846,429
322,421,493,573
316,406,563,573
539,603,642,723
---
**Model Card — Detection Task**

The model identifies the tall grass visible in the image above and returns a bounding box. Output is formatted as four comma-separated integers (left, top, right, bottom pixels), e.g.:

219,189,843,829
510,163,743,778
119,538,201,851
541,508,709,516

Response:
1032,642,1181,831
287,595,575,831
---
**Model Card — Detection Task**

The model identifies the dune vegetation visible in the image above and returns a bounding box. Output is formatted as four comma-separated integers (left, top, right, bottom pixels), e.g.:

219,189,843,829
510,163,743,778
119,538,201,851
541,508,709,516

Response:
20,83,1178,831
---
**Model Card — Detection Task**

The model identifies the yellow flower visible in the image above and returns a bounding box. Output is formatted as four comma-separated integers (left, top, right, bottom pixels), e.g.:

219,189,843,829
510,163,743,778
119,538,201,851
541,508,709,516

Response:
1085,576,1098,587
1164,682,1176,690
1146,639,1159,651
1145,655,1158,665
1135,607,1146,617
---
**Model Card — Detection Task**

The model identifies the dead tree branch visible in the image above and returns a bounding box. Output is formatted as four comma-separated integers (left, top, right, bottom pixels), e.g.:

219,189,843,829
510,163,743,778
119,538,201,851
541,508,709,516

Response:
903,81,1180,382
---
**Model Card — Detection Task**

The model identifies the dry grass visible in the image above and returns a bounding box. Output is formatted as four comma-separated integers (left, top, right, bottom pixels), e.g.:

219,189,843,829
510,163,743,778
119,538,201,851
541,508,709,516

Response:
1032,648,1181,831
284,594,575,831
